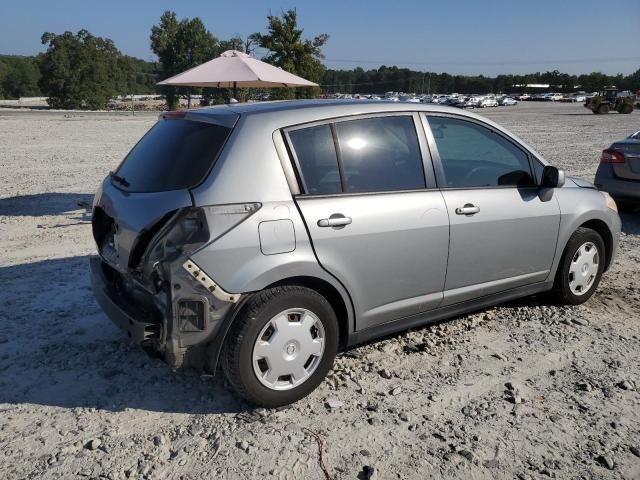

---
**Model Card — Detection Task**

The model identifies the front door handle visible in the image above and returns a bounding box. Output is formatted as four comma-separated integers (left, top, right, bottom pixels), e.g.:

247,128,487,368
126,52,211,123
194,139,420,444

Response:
455,204,480,216
317,214,352,228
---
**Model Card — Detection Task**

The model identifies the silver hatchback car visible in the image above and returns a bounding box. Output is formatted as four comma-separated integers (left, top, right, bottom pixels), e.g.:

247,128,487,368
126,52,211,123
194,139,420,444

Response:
91,100,621,406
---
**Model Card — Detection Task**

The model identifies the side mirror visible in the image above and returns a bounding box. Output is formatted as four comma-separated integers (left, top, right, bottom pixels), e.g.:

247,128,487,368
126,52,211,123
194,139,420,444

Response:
540,165,565,188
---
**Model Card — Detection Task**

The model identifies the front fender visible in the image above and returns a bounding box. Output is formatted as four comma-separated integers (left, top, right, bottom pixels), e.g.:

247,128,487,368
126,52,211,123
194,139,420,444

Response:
550,186,621,280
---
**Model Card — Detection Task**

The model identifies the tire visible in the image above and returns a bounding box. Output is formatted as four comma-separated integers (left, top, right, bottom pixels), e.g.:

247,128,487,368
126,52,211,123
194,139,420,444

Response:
619,104,633,114
550,227,605,305
221,286,338,407
597,104,609,114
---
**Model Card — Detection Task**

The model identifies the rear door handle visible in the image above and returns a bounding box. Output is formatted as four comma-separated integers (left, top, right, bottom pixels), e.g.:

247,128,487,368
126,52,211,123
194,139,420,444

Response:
455,204,480,216
317,214,352,228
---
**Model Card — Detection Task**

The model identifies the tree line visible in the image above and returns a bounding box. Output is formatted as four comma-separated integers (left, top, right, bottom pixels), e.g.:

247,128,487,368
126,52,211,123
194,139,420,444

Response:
0,9,638,108
323,67,640,95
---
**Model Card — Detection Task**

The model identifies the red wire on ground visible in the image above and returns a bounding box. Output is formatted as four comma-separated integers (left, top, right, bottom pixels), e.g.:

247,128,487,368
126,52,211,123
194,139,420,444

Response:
301,427,334,480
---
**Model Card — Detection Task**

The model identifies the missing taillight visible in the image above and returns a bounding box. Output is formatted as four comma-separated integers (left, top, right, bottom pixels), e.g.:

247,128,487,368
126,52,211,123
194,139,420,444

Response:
129,210,178,268
135,203,260,279
600,149,625,164
140,208,210,268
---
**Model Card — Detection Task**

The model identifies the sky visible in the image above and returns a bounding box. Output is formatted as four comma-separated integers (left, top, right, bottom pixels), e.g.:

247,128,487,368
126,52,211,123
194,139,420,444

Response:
1,0,639,76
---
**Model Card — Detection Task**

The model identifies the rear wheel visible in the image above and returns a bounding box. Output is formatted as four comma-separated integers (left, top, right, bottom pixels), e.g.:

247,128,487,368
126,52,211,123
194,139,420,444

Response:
551,228,605,305
222,286,338,407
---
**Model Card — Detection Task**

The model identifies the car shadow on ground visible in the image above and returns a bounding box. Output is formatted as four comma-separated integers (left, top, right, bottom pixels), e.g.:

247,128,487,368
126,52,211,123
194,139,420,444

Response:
0,192,94,217
2,207,636,416
0,256,250,416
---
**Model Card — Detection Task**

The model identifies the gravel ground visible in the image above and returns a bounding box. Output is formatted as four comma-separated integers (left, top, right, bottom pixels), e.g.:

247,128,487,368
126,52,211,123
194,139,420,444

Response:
1,102,639,480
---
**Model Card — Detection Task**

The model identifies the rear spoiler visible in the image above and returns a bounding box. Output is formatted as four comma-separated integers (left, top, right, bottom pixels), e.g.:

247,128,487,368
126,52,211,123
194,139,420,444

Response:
159,108,240,129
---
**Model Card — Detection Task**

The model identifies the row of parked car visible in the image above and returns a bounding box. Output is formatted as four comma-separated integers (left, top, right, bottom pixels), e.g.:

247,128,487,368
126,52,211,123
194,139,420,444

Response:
329,92,518,108
427,94,517,108
514,92,589,102
327,90,640,107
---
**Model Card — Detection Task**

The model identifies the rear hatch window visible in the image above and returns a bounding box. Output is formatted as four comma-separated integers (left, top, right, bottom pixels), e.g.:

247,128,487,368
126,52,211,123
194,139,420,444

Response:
113,118,231,192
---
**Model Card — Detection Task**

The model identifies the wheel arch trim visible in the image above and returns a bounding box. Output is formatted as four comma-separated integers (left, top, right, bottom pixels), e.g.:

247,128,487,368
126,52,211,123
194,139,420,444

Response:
550,209,619,281
577,218,615,271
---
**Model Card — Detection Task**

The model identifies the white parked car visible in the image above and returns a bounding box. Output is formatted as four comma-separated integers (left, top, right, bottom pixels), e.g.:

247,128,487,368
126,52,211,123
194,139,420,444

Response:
549,93,564,101
479,97,498,107
499,97,518,106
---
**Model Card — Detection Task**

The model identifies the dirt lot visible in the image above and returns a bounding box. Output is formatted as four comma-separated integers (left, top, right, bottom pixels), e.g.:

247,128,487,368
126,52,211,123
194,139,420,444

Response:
0,102,639,480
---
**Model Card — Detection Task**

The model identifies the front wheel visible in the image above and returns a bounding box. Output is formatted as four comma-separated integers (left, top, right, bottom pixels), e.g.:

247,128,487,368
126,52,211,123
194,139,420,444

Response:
551,228,605,305
221,286,338,407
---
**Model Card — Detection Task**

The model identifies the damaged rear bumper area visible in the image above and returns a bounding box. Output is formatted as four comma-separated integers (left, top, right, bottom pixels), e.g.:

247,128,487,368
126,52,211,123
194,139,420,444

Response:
90,256,163,343
90,255,239,369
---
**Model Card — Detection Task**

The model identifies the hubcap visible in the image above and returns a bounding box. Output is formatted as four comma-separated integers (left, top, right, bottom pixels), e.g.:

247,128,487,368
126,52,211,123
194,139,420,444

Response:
568,241,599,296
252,308,325,391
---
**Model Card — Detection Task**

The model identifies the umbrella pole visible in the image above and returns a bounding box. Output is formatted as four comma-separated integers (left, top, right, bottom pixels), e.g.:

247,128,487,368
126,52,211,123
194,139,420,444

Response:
233,81,237,101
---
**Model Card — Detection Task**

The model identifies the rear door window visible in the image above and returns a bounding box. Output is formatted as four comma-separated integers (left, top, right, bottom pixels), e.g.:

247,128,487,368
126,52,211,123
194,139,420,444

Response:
288,115,426,195
114,119,231,192
334,116,426,193
427,116,534,188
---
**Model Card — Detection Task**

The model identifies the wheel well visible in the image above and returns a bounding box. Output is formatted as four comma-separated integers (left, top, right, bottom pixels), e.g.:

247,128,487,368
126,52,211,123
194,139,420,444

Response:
579,219,614,270
266,276,350,349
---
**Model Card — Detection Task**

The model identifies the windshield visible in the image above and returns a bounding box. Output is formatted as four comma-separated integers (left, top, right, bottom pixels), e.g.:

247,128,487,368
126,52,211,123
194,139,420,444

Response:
114,118,231,193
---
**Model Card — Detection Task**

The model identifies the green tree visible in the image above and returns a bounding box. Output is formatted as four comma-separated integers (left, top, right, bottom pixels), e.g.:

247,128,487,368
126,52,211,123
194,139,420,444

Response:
120,56,160,94
252,9,328,99
39,30,127,109
0,55,41,99
219,36,256,54
150,11,218,109
319,66,640,96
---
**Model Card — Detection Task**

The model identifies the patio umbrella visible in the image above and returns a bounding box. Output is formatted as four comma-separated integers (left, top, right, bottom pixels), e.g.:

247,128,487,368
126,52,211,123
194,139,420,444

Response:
157,50,317,100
